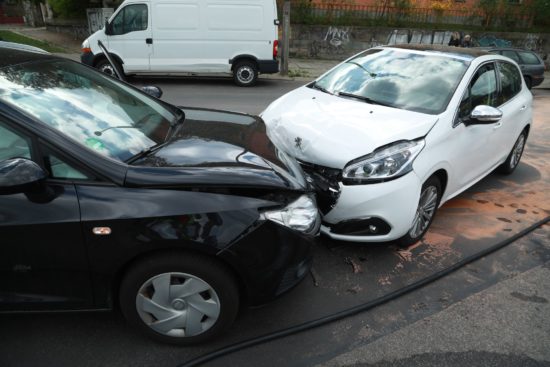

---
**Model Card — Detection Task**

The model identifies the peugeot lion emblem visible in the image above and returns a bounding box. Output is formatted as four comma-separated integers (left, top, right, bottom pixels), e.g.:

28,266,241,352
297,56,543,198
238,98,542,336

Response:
294,137,303,150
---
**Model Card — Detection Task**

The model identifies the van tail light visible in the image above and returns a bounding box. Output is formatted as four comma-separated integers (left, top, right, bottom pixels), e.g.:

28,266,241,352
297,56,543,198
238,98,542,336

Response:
273,40,278,59
81,47,92,54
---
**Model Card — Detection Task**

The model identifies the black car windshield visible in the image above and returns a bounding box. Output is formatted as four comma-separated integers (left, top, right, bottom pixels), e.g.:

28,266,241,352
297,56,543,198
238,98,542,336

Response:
313,48,470,114
0,59,176,162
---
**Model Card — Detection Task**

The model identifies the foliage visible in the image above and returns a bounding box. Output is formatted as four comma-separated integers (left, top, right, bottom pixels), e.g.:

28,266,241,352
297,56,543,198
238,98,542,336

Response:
0,30,65,52
48,0,91,19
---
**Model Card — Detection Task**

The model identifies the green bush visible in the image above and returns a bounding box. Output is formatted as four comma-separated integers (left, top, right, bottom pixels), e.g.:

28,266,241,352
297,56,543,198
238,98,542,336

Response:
48,0,91,19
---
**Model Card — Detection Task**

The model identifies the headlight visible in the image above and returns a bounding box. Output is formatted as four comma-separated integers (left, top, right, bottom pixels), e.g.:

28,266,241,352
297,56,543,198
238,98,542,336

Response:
343,139,425,183
262,195,320,234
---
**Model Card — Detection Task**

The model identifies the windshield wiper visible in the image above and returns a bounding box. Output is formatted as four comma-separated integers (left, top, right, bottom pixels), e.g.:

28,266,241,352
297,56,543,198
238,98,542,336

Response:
311,82,333,95
125,141,171,164
337,92,391,107
345,61,377,78
94,126,140,136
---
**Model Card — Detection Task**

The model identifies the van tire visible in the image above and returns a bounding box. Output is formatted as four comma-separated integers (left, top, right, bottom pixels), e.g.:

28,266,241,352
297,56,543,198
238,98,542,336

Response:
96,58,122,78
233,61,258,87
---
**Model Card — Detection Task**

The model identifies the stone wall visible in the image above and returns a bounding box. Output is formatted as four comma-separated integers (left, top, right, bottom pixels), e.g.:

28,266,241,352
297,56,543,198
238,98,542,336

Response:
289,25,550,65
45,19,90,41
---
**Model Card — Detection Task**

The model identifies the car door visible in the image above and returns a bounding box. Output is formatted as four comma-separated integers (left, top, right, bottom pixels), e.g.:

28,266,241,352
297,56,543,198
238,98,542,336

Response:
0,119,93,311
108,2,152,73
450,62,501,189
494,61,531,160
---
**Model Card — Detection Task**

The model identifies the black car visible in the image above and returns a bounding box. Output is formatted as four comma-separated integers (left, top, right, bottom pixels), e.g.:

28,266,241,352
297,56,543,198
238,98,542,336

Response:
0,46,320,344
482,47,546,89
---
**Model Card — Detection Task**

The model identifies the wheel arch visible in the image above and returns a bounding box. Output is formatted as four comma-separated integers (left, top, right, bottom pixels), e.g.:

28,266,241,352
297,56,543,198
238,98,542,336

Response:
424,168,448,202
230,54,259,71
93,52,125,68
110,247,248,311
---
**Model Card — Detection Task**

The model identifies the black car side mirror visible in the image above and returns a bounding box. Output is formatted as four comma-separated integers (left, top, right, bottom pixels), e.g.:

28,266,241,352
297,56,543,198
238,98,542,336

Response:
0,158,47,195
141,86,163,99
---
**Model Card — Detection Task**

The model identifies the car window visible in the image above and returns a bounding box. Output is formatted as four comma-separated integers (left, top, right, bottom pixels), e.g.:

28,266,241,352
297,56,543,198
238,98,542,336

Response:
0,121,32,162
313,48,469,115
111,4,148,35
497,62,522,105
458,63,498,122
501,50,520,63
46,153,90,180
0,60,176,162
518,51,541,65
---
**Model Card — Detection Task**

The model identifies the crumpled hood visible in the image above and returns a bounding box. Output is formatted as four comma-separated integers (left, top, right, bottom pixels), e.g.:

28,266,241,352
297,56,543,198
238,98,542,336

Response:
261,86,439,169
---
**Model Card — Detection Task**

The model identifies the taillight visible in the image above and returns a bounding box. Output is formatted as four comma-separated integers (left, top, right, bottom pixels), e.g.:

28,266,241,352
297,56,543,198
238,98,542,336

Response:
273,40,278,59
81,47,92,54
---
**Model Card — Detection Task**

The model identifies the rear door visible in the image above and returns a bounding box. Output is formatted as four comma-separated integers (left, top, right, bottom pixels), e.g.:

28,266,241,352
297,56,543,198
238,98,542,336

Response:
108,2,152,73
493,61,531,161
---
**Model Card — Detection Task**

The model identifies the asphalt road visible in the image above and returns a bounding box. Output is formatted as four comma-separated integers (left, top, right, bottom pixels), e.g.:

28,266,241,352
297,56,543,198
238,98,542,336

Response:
1,82,549,367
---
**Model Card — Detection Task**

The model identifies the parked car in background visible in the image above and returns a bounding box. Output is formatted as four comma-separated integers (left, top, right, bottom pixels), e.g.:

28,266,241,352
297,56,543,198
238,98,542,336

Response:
81,0,279,86
482,47,546,89
0,46,319,344
262,45,532,246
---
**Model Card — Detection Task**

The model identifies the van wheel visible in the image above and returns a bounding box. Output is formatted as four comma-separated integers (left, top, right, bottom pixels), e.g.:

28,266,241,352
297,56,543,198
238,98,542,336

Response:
119,252,239,345
395,176,441,248
96,58,121,78
233,61,258,87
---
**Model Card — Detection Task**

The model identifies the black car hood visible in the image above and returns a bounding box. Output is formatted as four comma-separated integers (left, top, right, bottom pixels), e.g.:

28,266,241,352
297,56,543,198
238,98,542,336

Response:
125,108,307,191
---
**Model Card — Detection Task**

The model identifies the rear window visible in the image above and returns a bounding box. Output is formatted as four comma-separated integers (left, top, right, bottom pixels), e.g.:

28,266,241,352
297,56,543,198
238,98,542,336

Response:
500,50,520,63
518,51,541,65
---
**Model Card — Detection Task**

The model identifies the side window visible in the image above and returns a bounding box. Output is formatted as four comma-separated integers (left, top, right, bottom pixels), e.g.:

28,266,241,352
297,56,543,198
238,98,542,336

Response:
111,4,148,35
498,62,522,105
46,155,90,180
501,50,520,63
518,51,541,65
458,63,498,122
0,122,32,162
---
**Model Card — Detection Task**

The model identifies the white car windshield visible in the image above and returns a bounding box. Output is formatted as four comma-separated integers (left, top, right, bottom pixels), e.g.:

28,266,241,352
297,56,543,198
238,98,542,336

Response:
313,48,469,115
0,59,177,162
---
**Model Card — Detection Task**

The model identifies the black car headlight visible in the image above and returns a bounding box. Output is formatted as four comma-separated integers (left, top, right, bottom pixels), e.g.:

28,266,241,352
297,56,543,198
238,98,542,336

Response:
343,139,425,183
262,195,320,235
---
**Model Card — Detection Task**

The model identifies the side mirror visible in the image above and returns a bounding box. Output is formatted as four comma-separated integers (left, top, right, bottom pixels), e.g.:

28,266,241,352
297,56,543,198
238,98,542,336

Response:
141,86,163,99
104,19,112,35
0,158,47,195
469,105,502,124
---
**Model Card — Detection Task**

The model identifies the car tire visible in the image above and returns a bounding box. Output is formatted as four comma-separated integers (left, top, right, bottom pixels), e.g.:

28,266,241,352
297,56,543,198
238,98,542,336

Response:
395,175,442,248
96,58,122,78
119,252,239,345
497,130,527,175
524,76,532,90
233,60,258,87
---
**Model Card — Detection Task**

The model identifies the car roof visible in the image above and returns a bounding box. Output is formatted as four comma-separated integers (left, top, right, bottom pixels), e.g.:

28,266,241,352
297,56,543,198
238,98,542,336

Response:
0,44,59,69
384,44,491,59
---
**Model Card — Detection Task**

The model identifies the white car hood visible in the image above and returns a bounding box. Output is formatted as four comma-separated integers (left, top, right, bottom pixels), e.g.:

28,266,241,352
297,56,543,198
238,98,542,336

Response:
262,86,439,169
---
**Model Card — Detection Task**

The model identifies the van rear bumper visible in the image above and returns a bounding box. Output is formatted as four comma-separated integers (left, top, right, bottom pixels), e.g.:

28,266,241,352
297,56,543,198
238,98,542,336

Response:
258,59,279,74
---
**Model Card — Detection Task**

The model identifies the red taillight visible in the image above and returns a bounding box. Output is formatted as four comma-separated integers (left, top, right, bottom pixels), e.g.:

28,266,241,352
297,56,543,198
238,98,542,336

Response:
81,47,92,54
273,40,278,59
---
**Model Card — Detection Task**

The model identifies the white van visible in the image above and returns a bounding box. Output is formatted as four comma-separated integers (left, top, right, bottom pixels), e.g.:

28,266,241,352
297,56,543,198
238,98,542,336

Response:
81,0,279,86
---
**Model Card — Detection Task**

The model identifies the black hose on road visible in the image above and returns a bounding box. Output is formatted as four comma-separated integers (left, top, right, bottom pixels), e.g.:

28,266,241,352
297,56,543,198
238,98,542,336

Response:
178,216,550,367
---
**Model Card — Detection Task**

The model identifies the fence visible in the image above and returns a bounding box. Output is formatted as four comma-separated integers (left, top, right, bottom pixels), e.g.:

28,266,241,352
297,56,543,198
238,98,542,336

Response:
290,2,534,29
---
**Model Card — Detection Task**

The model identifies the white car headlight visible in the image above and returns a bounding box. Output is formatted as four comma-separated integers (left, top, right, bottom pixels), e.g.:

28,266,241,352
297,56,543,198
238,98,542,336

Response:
343,139,425,183
263,195,320,234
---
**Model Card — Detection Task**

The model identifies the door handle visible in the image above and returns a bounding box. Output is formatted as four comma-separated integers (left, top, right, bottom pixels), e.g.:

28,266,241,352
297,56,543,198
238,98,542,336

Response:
146,38,153,44
493,122,502,129
520,105,527,111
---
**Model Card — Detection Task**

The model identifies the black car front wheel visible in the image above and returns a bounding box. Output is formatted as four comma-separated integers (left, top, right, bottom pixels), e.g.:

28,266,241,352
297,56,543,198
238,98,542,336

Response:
119,252,239,345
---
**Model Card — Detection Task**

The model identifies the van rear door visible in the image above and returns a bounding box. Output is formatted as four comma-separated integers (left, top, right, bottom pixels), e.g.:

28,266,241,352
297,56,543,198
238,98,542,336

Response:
107,2,152,73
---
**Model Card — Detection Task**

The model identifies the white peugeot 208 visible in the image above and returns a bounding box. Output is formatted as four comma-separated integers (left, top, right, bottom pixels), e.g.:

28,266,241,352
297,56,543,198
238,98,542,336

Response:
261,45,532,246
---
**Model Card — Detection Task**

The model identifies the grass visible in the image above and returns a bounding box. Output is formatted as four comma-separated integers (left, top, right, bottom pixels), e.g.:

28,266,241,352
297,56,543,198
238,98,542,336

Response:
0,30,66,52
288,69,310,78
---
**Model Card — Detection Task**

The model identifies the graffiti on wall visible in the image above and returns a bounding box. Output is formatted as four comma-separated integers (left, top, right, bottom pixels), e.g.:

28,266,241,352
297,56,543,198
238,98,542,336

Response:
309,26,351,57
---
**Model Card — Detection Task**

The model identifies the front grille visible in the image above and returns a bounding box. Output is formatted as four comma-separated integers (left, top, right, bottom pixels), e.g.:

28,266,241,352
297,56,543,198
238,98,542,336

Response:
298,160,341,215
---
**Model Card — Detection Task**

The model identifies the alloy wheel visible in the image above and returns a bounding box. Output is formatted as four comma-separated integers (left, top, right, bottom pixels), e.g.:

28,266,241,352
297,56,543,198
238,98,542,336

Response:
409,185,439,239
510,134,525,170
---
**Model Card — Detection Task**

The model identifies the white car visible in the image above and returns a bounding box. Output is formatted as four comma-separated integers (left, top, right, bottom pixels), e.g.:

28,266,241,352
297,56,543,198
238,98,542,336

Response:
261,45,532,246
